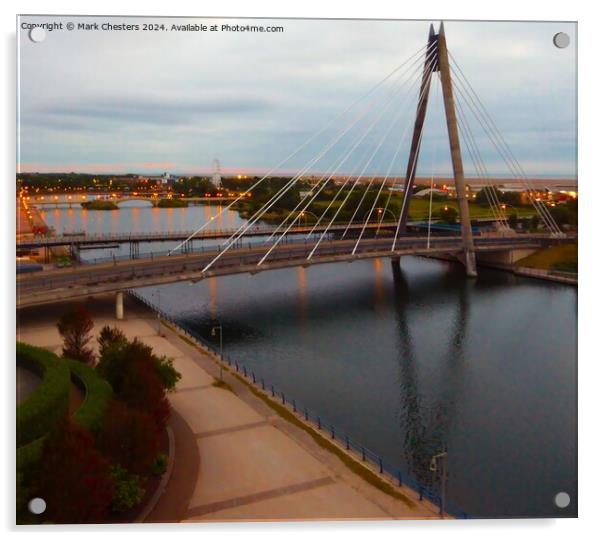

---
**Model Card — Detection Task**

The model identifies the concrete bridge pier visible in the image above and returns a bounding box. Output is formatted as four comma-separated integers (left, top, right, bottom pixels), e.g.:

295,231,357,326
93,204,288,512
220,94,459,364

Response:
464,250,477,278
116,291,124,320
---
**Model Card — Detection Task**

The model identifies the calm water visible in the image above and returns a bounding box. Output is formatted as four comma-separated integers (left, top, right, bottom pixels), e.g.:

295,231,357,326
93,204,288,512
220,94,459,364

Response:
39,203,577,518
39,201,246,259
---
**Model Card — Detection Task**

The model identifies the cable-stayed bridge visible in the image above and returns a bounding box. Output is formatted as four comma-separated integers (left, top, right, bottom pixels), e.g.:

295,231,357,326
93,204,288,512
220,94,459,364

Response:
17,23,572,314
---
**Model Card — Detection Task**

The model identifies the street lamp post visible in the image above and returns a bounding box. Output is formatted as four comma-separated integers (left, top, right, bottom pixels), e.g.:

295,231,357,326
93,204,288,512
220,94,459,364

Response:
211,324,223,381
430,451,448,517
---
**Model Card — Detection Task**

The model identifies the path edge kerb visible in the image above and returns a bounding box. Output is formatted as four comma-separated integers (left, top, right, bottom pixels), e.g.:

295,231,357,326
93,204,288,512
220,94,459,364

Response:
135,425,176,523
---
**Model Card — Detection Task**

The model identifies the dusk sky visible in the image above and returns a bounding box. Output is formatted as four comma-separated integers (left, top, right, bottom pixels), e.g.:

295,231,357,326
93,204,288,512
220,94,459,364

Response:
17,17,576,178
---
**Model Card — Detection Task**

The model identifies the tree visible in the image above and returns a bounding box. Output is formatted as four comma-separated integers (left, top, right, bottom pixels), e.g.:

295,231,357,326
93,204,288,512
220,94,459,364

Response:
549,205,570,227
119,361,171,432
57,305,95,364
37,420,113,524
98,400,159,476
475,186,502,207
97,325,127,357
530,215,540,232
97,337,180,393
154,355,181,392
438,206,458,224
499,191,522,206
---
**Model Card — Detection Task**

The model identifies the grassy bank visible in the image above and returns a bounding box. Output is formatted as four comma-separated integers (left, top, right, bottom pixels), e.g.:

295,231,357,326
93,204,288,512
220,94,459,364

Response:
516,243,577,272
234,195,536,225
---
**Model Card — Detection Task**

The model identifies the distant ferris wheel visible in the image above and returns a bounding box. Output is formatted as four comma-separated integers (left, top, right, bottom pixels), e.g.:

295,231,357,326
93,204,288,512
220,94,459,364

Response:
211,158,222,187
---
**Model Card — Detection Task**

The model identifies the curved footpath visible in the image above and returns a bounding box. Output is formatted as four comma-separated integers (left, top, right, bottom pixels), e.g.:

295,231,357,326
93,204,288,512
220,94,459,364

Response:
17,294,443,522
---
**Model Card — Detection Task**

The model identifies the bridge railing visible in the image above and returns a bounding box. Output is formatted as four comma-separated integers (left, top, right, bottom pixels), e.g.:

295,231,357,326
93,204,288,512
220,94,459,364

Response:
127,289,471,519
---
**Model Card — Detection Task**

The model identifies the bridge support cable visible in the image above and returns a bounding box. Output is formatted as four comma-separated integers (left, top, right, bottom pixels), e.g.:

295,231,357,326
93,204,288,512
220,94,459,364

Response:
168,43,428,255
352,63,441,255
304,53,440,261
451,77,558,234
236,46,430,247
223,42,430,246
341,52,434,240
258,50,438,266
201,65,410,262
200,45,432,273
454,92,510,230
263,132,378,242
448,54,563,235
456,108,508,230
301,47,438,240
449,55,562,234
258,47,436,246
340,52,442,240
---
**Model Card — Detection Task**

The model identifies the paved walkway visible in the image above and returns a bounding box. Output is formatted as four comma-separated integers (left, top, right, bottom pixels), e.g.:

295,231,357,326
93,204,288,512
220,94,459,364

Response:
17,294,442,522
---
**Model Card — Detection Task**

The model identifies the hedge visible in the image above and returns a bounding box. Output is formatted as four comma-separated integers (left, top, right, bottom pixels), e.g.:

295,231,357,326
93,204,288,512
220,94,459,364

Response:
66,359,113,436
16,344,113,472
16,342,70,447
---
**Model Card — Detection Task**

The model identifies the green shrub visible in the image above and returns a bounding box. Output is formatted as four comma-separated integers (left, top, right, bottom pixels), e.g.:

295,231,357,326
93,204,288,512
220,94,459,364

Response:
98,325,128,357
16,345,113,474
16,437,45,473
438,206,458,224
66,358,113,436
16,342,70,447
97,338,181,393
154,355,181,392
151,452,168,477
110,465,146,512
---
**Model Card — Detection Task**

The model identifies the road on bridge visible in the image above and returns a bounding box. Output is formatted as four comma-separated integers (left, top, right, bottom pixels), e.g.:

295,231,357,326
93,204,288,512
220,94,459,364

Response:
16,233,561,308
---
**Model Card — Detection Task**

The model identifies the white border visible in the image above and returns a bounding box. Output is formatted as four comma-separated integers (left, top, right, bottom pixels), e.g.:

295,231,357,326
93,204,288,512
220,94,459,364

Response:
2,1,597,539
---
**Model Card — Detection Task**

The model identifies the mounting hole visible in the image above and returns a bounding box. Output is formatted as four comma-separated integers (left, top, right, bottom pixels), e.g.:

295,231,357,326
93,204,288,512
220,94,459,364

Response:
28,497,46,514
29,27,46,43
553,32,570,49
554,491,571,509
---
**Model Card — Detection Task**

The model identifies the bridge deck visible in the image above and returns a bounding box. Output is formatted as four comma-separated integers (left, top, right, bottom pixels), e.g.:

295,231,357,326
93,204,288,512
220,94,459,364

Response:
16,233,565,308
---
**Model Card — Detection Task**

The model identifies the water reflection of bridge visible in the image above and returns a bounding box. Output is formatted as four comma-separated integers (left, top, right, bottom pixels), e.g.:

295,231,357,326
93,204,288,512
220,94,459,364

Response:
392,264,469,500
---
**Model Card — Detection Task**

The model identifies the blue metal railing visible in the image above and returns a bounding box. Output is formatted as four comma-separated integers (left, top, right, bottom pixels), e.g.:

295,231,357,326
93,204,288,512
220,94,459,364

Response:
127,289,470,519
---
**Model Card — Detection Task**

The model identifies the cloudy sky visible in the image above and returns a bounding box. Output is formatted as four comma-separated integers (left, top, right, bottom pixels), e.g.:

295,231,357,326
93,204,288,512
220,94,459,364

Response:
17,17,576,178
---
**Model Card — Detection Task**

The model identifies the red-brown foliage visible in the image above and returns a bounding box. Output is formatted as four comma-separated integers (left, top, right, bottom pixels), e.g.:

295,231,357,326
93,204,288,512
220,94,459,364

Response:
99,400,159,476
57,305,95,364
119,359,170,432
37,419,112,524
